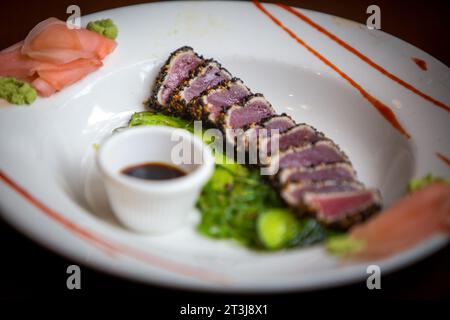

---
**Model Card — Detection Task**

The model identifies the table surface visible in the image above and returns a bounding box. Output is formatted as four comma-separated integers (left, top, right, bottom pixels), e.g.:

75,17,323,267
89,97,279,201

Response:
0,0,449,302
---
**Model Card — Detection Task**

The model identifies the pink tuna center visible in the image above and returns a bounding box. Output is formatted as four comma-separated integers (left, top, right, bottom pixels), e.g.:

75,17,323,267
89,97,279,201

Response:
160,53,201,104
311,192,374,218
229,101,274,128
280,144,343,168
184,66,230,102
207,85,249,119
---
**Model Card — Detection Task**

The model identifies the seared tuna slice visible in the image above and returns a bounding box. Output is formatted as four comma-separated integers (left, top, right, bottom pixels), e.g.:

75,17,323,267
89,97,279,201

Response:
190,78,251,123
263,114,296,133
278,162,356,185
267,140,348,175
282,180,363,207
148,46,202,110
303,189,382,229
259,123,325,162
243,114,296,151
241,124,261,151
278,124,324,151
169,59,232,116
221,94,276,147
221,94,276,130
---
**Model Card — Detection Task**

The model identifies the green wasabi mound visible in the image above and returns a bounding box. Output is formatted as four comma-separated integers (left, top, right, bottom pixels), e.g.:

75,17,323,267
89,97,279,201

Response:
0,77,37,105
87,18,118,40
408,173,450,192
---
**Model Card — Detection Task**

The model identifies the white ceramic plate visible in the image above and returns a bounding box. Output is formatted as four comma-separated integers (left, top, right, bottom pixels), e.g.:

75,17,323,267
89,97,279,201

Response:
1,1,449,292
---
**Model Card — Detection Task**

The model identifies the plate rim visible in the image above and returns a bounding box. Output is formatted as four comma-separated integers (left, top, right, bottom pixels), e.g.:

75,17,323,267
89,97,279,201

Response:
0,0,449,292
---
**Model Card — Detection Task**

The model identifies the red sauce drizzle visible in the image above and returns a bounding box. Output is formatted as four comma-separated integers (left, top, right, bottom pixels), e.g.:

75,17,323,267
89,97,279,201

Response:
253,1,411,139
412,58,428,71
0,171,119,256
436,152,450,167
276,3,449,114
0,170,227,283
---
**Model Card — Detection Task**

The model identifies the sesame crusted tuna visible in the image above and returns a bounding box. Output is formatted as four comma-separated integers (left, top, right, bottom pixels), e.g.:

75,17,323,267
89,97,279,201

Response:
146,46,382,229
168,59,232,116
189,78,251,124
147,46,202,111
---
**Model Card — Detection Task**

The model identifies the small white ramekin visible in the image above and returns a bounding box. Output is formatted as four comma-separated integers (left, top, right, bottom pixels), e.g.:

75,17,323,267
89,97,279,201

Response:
97,126,214,233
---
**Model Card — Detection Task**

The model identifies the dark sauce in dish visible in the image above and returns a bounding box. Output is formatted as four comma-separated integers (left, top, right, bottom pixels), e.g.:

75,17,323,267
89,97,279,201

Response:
121,162,186,181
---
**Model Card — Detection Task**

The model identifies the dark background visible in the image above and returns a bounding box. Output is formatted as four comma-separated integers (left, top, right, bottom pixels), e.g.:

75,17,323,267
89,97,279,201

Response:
1,0,449,305
1,0,450,65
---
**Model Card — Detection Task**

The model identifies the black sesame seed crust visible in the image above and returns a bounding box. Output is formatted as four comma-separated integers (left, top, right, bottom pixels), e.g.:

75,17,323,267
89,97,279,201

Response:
189,78,251,124
265,123,327,152
279,181,381,230
274,140,351,170
146,46,203,112
301,192,382,230
236,114,296,155
261,113,296,131
189,90,209,121
167,59,232,118
284,179,364,193
166,59,211,117
189,79,229,122
288,139,350,164
265,139,352,188
216,93,275,131
293,199,381,230
274,162,356,189
275,122,327,149
240,93,266,106
325,202,382,230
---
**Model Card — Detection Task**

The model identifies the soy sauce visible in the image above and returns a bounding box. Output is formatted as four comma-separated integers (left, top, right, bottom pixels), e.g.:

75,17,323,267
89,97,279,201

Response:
121,162,186,181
